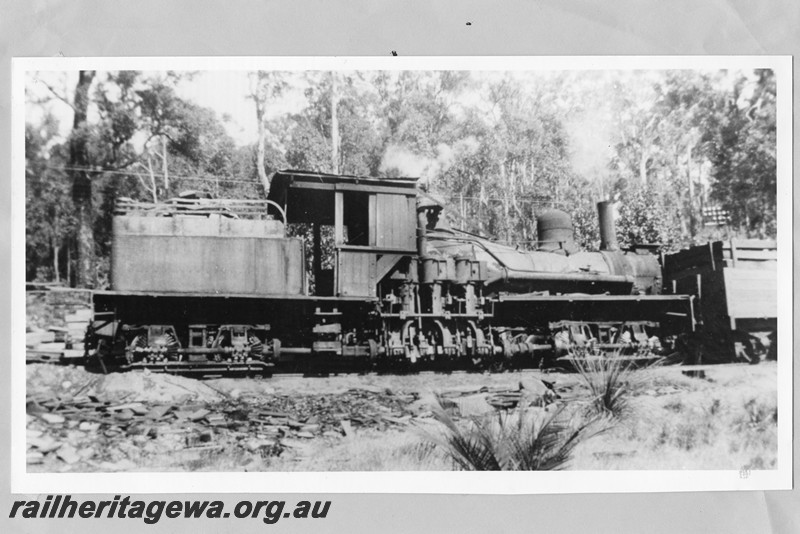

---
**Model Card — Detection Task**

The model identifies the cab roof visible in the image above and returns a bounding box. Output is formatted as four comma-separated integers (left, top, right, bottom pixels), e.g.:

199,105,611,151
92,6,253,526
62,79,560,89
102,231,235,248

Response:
267,170,419,225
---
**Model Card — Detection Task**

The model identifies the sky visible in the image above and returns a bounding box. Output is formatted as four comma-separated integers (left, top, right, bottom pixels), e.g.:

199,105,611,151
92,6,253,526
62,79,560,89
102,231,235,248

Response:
25,70,316,147
24,66,759,183
177,71,259,144
25,67,757,143
176,71,316,145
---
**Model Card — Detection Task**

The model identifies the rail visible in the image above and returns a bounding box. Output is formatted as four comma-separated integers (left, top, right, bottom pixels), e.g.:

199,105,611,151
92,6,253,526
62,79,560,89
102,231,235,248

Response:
114,197,287,224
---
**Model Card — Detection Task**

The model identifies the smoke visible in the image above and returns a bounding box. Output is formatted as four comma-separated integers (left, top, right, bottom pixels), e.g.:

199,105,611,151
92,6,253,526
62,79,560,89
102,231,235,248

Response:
379,145,434,178
436,136,480,170
564,107,616,198
379,137,479,187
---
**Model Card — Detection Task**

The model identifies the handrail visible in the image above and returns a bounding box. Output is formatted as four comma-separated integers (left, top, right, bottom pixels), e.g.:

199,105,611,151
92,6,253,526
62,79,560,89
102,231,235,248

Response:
114,197,287,224
264,200,286,225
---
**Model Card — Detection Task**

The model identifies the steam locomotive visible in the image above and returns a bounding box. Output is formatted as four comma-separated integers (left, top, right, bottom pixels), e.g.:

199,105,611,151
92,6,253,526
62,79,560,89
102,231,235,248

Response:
84,170,721,375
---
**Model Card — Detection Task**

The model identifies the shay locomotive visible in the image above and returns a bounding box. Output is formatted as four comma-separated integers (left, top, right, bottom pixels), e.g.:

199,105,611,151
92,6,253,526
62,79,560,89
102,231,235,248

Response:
85,170,702,375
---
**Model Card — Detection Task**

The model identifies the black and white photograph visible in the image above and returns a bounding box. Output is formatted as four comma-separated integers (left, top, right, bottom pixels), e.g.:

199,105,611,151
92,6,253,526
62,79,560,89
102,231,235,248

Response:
13,56,791,494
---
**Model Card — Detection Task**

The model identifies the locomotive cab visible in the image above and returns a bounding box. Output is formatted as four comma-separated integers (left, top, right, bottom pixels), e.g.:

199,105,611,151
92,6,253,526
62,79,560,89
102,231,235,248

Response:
268,170,419,298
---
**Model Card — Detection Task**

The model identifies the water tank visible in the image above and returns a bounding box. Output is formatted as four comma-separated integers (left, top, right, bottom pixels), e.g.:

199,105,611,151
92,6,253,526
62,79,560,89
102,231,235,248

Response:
537,209,577,254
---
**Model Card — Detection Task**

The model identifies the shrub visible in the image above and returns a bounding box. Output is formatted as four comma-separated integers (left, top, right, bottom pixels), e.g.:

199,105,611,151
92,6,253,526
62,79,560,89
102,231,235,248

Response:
424,396,606,471
570,348,645,419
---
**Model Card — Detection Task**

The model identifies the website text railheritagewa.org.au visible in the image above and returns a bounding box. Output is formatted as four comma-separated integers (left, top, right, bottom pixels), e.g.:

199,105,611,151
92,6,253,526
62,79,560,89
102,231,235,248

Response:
9,495,331,524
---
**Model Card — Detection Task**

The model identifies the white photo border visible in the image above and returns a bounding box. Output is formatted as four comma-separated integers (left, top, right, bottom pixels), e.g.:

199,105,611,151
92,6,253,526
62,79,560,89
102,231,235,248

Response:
11,55,793,494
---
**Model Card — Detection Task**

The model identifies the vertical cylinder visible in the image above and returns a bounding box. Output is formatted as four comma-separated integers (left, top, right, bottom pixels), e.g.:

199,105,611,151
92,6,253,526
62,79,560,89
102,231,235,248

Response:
431,283,443,315
464,284,477,315
455,257,472,284
536,209,576,254
597,201,620,251
420,258,440,284
417,208,428,258
400,283,416,313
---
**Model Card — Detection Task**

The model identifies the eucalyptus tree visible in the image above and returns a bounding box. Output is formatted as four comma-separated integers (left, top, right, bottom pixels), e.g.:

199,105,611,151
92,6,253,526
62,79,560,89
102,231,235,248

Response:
25,114,74,282
248,71,289,195
27,70,232,286
284,71,384,176
705,69,777,237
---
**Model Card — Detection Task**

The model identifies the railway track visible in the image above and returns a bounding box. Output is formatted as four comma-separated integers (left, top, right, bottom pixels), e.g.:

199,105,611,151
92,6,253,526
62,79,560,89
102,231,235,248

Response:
27,343,752,379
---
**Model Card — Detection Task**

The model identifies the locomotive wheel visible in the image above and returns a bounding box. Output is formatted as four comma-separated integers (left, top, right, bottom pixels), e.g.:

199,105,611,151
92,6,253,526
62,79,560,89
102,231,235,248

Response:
248,335,265,360
127,335,147,363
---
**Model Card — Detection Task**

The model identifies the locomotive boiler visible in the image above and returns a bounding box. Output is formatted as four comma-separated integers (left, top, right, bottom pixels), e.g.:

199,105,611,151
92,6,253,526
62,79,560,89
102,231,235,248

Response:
85,170,696,374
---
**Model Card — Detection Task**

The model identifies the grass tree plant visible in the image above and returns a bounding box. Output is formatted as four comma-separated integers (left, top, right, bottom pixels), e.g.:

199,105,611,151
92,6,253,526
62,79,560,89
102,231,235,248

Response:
425,394,607,471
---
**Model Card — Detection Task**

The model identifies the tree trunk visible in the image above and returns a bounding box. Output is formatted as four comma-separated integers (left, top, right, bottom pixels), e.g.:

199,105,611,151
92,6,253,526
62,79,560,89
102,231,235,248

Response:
501,162,511,243
686,143,696,238
149,159,158,203
255,98,270,196
459,192,465,231
698,159,705,229
330,72,340,174
66,243,72,287
137,159,159,203
52,241,60,284
161,135,169,192
69,70,96,288
478,181,487,235
510,160,527,243
639,146,649,185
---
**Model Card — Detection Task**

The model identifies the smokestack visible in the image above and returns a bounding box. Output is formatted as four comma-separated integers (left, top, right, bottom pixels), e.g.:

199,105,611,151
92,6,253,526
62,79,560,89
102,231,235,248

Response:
597,200,620,251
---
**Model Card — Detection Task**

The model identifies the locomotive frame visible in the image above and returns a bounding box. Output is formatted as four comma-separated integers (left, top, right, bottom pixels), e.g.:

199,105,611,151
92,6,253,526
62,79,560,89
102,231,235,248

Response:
86,169,699,375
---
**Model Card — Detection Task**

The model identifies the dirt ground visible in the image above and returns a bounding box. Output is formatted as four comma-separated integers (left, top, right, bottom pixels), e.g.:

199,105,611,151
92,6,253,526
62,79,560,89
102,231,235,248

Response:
25,361,778,472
